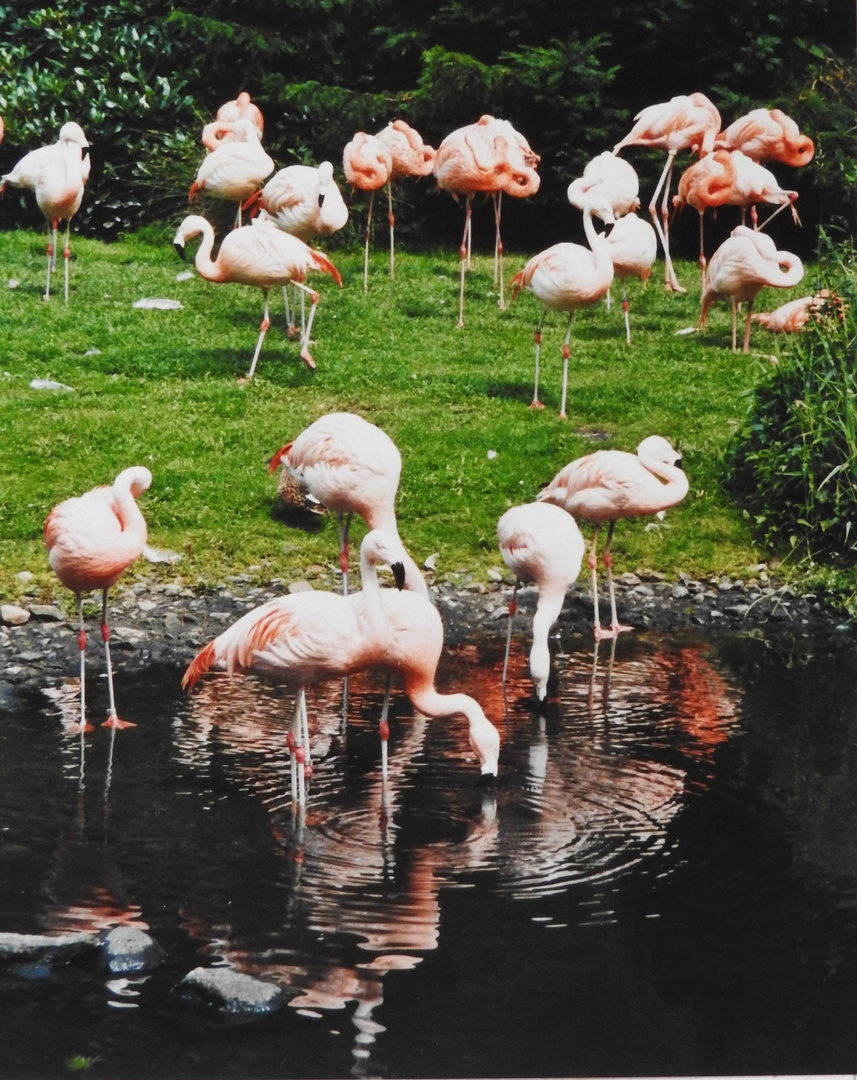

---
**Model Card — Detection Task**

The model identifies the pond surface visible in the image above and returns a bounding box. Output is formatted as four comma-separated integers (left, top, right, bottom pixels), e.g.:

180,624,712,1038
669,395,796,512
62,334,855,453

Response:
2,625,857,1078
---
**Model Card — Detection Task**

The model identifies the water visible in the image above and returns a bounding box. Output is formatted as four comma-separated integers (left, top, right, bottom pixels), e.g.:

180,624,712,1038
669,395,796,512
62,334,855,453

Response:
2,626,857,1078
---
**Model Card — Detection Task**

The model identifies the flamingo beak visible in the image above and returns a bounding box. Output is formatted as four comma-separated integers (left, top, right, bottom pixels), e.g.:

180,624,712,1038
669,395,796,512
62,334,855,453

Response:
391,561,405,590
173,239,187,261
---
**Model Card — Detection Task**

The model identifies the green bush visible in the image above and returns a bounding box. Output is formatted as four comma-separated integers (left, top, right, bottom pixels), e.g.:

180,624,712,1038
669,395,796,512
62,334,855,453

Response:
725,239,857,562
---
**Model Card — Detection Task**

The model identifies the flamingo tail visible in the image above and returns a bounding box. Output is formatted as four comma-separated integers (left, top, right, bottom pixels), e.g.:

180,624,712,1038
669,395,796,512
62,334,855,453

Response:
182,641,217,691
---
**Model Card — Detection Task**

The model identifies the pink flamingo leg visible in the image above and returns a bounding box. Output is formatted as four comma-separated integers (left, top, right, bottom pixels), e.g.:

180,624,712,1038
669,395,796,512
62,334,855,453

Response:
559,311,574,420
587,527,605,639
379,672,393,780
742,297,756,353
730,298,739,352
338,511,353,595
458,194,473,328
44,220,57,301
601,522,634,638
101,589,136,729
63,220,71,304
282,284,298,338
71,596,94,734
363,190,375,293
502,583,519,687
531,311,546,409
493,190,505,307
622,282,631,345
647,151,685,293
387,181,395,279
291,282,319,369
244,291,271,381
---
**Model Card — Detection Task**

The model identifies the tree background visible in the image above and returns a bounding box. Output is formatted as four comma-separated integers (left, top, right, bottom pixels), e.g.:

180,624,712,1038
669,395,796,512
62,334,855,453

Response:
1,0,855,257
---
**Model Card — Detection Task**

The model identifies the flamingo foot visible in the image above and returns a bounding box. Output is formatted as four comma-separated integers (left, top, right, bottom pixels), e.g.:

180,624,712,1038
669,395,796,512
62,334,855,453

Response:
287,324,299,339
68,721,95,735
299,347,316,371
102,716,137,729
529,399,545,410
664,281,687,294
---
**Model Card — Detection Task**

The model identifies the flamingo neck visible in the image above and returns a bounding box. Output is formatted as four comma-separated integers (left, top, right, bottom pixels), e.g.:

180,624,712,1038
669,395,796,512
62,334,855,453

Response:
639,455,690,507
189,218,224,283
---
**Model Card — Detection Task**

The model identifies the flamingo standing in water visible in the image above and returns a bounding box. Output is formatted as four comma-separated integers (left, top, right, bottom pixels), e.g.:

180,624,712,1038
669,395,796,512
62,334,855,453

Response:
699,225,804,352
173,214,341,379
375,120,436,278
613,93,721,292
190,118,274,227
1,121,91,302
268,411,428,598
538,436,688,640
509,194,614,418
605,212,657,343
202,91,265,152
342,131,393,292
498,501,585,701
44,467,152,732
434,114,540,325
715,107,814,168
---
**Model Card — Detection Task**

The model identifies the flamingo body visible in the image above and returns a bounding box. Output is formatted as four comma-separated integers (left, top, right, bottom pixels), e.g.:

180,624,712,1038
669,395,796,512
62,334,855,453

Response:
605,212,657,342
191,119,274,225
202,92,265,152
376,120,436,180
498,502,585,700
538,436,688,640
256,162,348,242
567,151,639,220
752,295,817,333
715,108,814,167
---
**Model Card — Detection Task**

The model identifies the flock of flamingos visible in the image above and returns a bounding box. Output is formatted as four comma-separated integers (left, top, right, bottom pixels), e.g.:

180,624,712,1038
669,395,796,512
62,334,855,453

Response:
3,91,818,807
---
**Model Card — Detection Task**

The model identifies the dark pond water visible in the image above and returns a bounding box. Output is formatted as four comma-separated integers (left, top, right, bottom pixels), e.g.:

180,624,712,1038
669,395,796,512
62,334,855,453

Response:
2,626,857,1079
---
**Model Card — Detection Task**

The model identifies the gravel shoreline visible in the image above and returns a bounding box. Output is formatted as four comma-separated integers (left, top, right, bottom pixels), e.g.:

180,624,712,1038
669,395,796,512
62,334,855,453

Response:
1,563,852,704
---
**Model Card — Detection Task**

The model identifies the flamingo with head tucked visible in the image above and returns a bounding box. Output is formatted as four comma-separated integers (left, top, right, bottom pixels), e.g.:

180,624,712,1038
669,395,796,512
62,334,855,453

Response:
191,118,274,227
375,120,436,278
343,132,393,292
715,107,814,168
202,91,265,152
45,467,152,732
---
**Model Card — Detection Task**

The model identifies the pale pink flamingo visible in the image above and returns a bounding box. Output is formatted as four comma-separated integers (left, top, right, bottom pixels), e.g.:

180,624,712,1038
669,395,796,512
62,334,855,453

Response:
201,91,265,152
342,131,393,292
434,114,540,325
182,530,500,806
173,213,342,379
44,466,151,732
673,149,799,288
715,107,814,167
497,501,585,701
1,121,91,302
753,293,830,333
375,119,436,277
245,161,348,336
267,411,428,598
699,225,804,352
538,436,688,640
190,118,274,227
605,212,657,343
613,92,721,292
509,194,614,418
567,150,639,220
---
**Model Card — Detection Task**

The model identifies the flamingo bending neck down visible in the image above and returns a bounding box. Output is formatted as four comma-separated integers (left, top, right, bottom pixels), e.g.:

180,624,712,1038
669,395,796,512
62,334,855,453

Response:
173,214,342,380
498,501,585,701
538,436,688,640
44,466,151,732
509,194,615,418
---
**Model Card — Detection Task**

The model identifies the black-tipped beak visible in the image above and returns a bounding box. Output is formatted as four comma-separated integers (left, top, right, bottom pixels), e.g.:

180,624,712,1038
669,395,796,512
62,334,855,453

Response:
174,241,186,261
82,146,90,160
476,771,497,789
392,561,405,590
675,457,684,470
317,193,325,208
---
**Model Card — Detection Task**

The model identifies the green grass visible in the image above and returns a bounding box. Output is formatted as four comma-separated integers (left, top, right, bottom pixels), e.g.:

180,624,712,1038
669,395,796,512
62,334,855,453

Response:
0,222,822,611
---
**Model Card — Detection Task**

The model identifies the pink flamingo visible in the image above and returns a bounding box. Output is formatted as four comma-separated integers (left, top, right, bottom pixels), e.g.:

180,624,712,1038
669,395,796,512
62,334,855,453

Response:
434,114,540,325
375,120,436,278
605,212,657,343
268,411,427,598
715,107,814,167
497,501,585,701
173,214,341,379
201,91,265,152
342,131,393,292
699,225,804,352
2,121,91,302
44,466,152,732
509,194,614,418
538,436,688,640
613,92,721,292
753,293,829,333
190,119,274,227
567,151,640,220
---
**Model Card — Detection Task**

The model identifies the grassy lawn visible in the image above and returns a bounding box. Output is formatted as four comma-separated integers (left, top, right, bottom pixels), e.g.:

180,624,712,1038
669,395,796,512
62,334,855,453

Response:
0,220,816,610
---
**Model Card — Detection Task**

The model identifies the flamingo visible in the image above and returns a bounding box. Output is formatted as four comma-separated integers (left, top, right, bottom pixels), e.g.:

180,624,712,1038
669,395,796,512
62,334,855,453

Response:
613,92,721,292
201,91,265,151
244,162,348,337
267,411,428,598
1,121,91,302
497,501,585,701
182,530,500,805
752,293,827,333
342,131,393,292
44,466,151,732
605,212,657,343
375,120,436,278
567,150,640,220
173,214,342,379
673,149,799,288
0,116,4,144
190,118,274,227
538,436,688,640
715,107,814,168
699,225,804,352
508,194,615,418
434,114,540,325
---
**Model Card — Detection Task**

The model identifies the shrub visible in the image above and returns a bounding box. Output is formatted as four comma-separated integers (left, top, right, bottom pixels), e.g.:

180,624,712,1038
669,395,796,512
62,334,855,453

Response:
725,238,857,563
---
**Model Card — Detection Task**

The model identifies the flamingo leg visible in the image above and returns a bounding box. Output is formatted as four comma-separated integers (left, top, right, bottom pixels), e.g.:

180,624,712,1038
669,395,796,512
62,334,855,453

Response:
742,297,756,353
44,219,57,300
698,211,707,293
730,298,738,352
288,695,300,805
502,582,519,687
531,309,547,410
601,521,634,638
458,194,473,328
587,526,604,639
379,672,393,780
290,281,319,369
63,220,71,304
338,510,353,595
363,190,375,293
559,311,574,420
244,290,271,381
282,284,298,338
621,280,631,345
387,181,395,279
493,190,505,307
101,588,135,729
300,688,312,774
71,596,94,735
648,151,685,292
